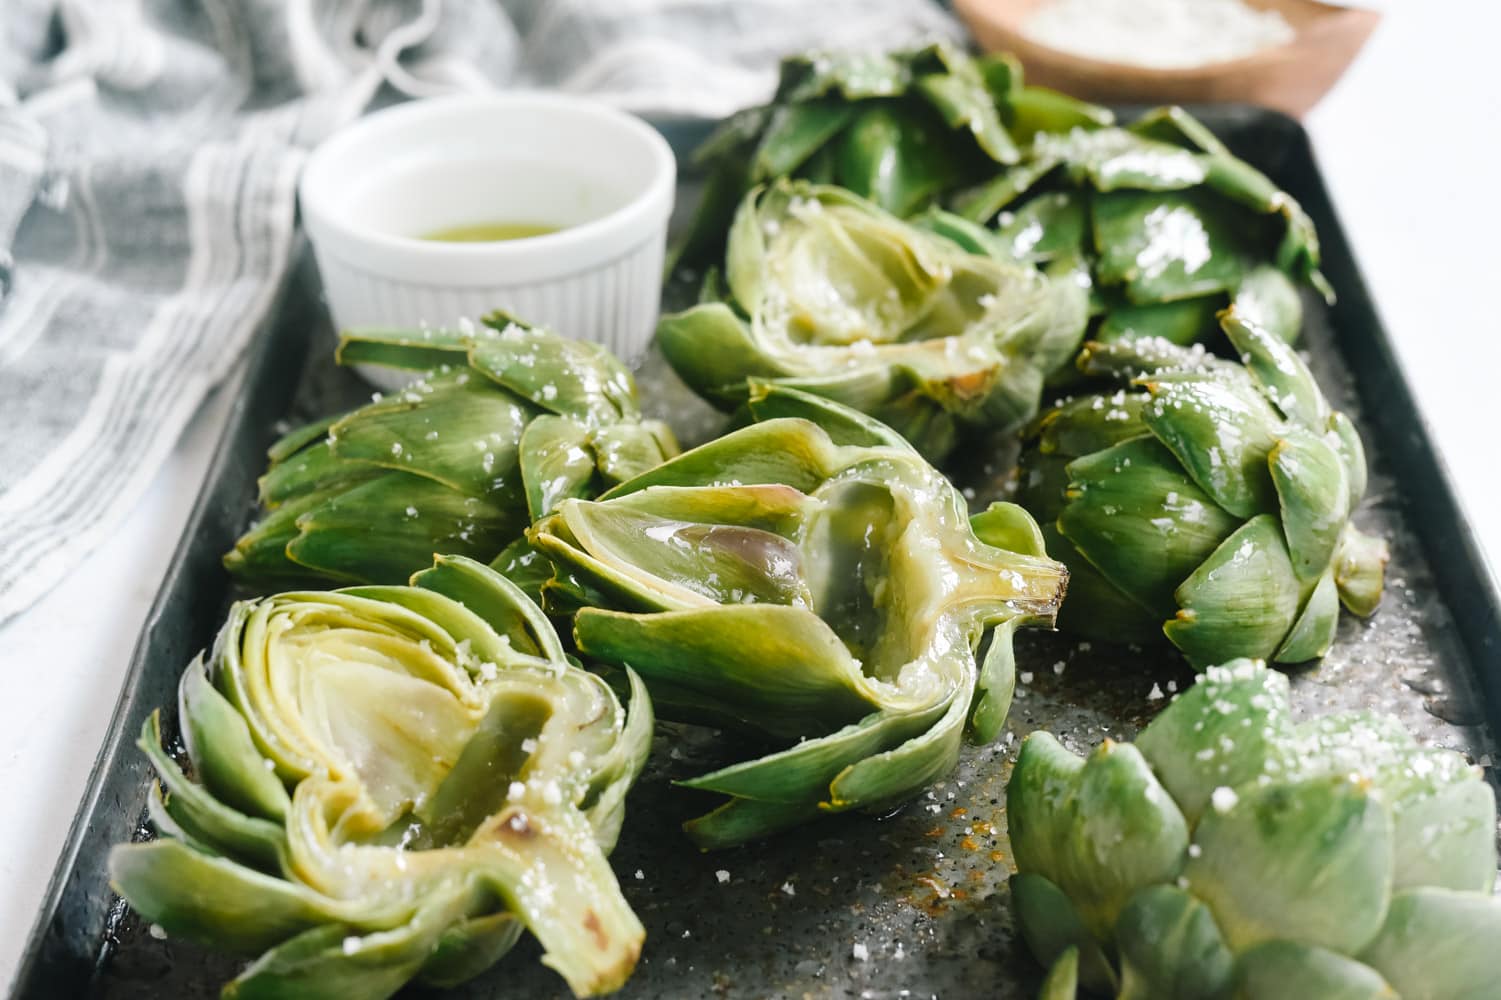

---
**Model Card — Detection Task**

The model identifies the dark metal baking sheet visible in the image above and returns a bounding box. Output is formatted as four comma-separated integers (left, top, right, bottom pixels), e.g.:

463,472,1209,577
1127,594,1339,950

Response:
10,105,1500,1000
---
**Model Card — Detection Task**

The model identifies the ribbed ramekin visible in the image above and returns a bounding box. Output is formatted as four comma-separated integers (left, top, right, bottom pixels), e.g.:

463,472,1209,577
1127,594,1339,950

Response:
299,93,676,388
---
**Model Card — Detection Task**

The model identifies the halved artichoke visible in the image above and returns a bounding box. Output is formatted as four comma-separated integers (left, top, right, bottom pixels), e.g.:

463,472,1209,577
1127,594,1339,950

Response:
1008,658,1500,999
225,314,677,590
109,556,652,999
955,106,1326,347
674,43,1112,268
1017,308,1387,666
529,386,1068,849
659,181,1090,461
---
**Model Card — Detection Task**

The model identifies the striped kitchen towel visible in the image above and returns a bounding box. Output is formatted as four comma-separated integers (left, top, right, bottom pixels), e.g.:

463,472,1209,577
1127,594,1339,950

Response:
0,0,960,624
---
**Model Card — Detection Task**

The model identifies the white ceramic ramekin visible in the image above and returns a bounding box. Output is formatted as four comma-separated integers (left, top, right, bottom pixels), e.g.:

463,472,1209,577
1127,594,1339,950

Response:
299,93,676,389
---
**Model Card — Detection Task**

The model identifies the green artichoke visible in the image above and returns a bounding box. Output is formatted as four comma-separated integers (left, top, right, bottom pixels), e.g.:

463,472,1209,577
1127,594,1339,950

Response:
1016,308,1387,666
658,181,1090,461
1007,658,1501,1000
673,43,1112,269
109,556,651,999
225,313,677,590
528,385,1068,849
955,105,1326,347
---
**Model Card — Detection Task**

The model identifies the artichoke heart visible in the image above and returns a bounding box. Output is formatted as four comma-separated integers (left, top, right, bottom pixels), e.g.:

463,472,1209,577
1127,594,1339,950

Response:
1008,658,1500,1000
530,386,1068,849
1017,308,1387,666
109,556,652,999
659,181,1090,461
225,313,677,591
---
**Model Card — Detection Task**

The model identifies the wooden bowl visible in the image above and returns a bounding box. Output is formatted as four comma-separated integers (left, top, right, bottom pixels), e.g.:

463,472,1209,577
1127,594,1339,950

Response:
953,0,1380,118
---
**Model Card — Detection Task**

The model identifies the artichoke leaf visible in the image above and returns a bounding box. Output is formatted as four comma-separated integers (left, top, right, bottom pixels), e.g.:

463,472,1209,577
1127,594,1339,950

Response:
752,101,857,181
591,420,678,486
1128,106,1231,158
680,796,826,851
574,605,879,740
826,667,969,809
953,155,1060,224
1059,437,1240,617
1359,888,1501,1000
1097,295,1222,347
335,325,470,372
680,696,944,811
518,414,598,522
1330,410,1370,506
968,617,1019,743
1011,874,1118,996
1293,710,1497,894
1092,188,1257,304
909,205,1014,259
1139,373,1284,519
109,838,376,954
1235,940,1395,1000
179,656,290,824
1048,535,1163,642
970,500,1048,558
470,316,638,426
1166,515,1303,666
996,191,1090,266
1029,395,1151,459
266,413,341,466
1135,659,1297,827
1220,305,1328,428
1006,86,1114,144
415,910,524,989
1333,522,1389,617
1184,775,1394,956
834,104,957,216
912,68,1018,166
1114,885,1236,1000
326,370,535,502
1039,947,1081,1000
259,438,375,509
1273,568,1341,662
775,48,910,103
226,890,475,1000
1228,266,1302,347
1269,428,1351,580
598,417,851,498
411,553,564,661
745,380,915,450
548,500,814,608
1008,733,1189,941
656,302,791,409
138,712,290,875
284,473,522,586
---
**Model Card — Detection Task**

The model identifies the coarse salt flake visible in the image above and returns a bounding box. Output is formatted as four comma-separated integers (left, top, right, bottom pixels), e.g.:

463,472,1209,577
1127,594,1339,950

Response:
1210,786,1239,813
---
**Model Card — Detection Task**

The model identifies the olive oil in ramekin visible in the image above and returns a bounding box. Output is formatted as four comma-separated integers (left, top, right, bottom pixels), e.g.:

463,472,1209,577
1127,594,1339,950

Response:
422,221,561,242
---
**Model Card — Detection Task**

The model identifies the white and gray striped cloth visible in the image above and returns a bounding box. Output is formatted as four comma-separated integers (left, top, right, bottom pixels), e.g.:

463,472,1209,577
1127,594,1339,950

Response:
0,0,959,623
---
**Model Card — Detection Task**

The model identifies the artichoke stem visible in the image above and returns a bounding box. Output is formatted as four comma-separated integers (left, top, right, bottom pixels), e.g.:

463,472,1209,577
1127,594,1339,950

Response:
472,803,644,998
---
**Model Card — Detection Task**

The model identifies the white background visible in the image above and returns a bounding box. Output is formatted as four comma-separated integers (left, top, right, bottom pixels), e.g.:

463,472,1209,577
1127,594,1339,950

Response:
2,0,1499,987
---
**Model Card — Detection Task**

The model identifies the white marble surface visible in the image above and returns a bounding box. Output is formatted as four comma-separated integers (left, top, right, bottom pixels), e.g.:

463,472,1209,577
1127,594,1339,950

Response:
2,0,1498,988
